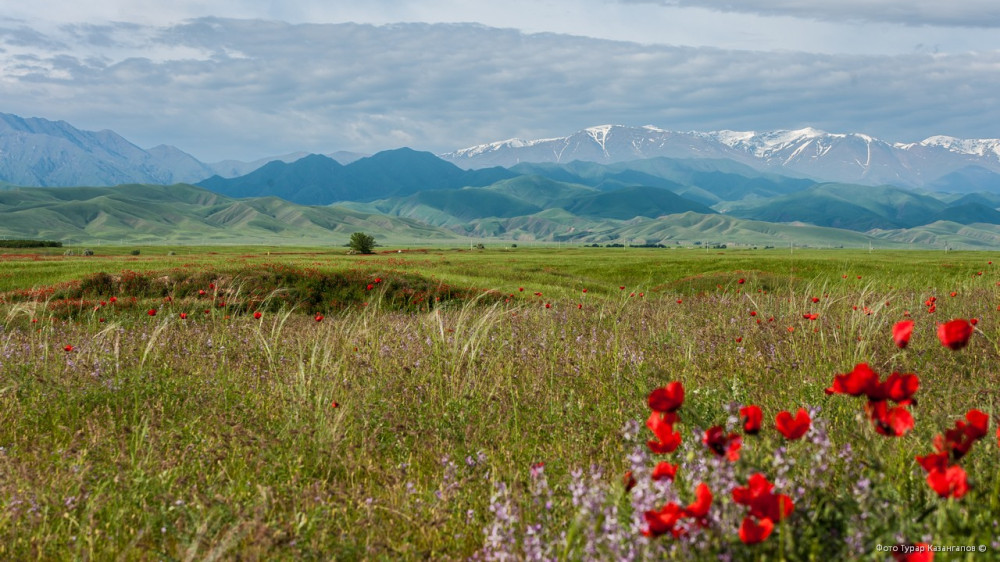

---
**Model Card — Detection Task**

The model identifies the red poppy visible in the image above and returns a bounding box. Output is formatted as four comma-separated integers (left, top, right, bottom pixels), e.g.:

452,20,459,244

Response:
970,318,979,326
775,409,810,440
740,405,763,435
703,426,742,461
366,284,374,291
374,277,382,283
519,287,524,292
811,297,819,303
934,425,976,461
738,516,774,545
865,400,914,437
642,501,684,538
964,409,989,440
891,543,933,562
647,411,683,454
577,304,583,309
735,337,742,343
147,309,156,316
582,288,587,293
676,299,683,304
937,319,973,350
934,410,990,460
738,278,745,284
871,372,919,405
826,363,879,396
331,401,339,408
732,473,794,522
545,303,551,309
98,318,105,323
254,311,262,319
209,283,215,289
620,286,625,290
684,483,712,519
915,451,949,474
623,470,637,492
750,311,757,316
926,465,969,498
314,314,324,322
534,292,542,297
651,461,678,481
198,289,206,296
893,320,914,348
63,344,74,352
648,382,684,413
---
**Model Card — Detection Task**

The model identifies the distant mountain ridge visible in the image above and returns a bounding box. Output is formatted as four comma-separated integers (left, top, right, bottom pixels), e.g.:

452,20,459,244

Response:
442,125,1000,190
0,112,360,187
198,149,517,205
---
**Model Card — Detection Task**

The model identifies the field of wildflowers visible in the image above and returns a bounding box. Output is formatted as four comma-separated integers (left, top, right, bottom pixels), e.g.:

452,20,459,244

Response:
0,246,999,559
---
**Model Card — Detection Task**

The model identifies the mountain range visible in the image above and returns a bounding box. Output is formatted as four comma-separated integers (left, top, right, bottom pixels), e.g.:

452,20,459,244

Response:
442,125,1000,191
4,113,1000,249
0,113,364,187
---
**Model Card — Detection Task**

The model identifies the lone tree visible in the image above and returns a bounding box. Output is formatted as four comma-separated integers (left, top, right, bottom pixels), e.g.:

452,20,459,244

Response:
349,232,376,254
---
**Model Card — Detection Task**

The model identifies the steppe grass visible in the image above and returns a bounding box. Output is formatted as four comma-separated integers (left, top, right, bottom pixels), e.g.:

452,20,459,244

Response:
0,247,998,559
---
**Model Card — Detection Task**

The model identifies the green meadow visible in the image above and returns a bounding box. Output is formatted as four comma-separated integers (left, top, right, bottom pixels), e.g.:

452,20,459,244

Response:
1,246,999,559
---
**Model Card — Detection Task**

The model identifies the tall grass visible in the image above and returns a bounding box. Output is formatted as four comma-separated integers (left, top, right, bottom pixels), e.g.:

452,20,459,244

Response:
0,248,998,558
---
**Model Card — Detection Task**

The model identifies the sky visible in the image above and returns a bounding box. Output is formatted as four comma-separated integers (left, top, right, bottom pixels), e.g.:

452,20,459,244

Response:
2,1,999,162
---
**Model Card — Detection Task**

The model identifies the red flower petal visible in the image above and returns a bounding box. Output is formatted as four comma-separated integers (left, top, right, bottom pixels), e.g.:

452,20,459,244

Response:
937,319,973,350
926,465,969,499
684,482,712,519
740,405,763,435
651,461,678,481
646,411,683,454
648,382,685,413
892,320,914,348
642,502,684,537
825,363,878,396
775,408,811,440
738,516,774,545
964,409,989,440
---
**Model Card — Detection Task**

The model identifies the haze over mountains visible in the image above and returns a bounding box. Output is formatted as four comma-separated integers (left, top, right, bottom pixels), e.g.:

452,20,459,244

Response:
4,112,1000,249
0,113,364,187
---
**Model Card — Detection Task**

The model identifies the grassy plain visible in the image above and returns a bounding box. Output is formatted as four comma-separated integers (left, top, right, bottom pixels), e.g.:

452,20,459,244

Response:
1,245,999,559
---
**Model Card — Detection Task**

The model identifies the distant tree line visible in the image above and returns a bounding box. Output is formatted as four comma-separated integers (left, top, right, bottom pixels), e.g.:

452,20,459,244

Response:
0,240,63,248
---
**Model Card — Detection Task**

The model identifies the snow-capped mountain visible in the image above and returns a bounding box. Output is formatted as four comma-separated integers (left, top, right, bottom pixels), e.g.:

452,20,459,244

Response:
442,125,1000,189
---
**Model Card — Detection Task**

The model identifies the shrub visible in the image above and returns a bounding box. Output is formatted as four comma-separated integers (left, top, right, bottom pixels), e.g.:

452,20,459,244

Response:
130,249,141,256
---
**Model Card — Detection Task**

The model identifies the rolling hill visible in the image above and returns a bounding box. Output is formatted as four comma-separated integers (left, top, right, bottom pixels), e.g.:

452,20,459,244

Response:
714,183,1000,231
0,184,457,244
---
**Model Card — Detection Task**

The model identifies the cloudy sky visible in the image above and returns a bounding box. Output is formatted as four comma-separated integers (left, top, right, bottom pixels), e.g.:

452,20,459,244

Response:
2,1,999,161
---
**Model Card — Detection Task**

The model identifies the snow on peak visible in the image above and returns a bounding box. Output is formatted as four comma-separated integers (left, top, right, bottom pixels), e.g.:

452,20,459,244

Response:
919,135,1000,158
448,136,560,158
584,124,617,154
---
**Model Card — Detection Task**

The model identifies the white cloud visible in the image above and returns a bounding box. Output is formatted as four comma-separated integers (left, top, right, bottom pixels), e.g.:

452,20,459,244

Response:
1,18,999,162
617,0,1000,27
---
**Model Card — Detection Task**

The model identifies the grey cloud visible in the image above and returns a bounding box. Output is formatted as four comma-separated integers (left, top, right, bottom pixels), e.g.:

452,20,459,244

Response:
2,18,998,161
0,25,67,49
615,0,1000,27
